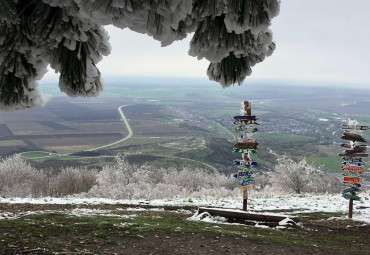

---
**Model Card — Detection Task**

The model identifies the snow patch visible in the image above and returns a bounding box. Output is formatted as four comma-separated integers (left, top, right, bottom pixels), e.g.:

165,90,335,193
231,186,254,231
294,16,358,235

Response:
188,211,227,224
1,192,369,223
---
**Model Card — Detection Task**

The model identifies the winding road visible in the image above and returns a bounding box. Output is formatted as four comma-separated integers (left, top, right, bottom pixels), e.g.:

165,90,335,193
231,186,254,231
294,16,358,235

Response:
21,105,219,172
215,121,236,140
84,105,133,152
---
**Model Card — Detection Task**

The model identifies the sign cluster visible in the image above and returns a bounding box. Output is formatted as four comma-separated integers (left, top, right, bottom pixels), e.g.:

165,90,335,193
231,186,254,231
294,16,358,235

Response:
233,101,259,190
339,119,368,201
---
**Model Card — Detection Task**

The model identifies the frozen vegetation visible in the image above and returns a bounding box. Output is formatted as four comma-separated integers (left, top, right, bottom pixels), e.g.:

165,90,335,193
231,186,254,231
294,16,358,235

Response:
0,154,368,222
0,154,345,199
0,0,280,110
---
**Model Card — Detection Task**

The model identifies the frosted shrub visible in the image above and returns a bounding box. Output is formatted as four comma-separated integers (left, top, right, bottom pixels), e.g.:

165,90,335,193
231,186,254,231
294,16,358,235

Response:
55,167,97,197
0,154,98,198
89,156,237,199
88,156,137,198
169,168,206,192
268,155,327,194
0,153,341,199
253,172,271,191
31,168,58,197
0,154,37,197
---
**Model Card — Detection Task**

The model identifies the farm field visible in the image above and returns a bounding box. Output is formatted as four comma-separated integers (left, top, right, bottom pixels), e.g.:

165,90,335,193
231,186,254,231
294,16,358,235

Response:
0,79,368,173
0,140,26,147
27,133,124,153
21,151,50,158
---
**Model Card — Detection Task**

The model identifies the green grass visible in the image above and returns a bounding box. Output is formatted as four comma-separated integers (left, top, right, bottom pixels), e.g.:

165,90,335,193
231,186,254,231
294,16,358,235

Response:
0,212,368,254
255,134,312,142
21,151,51,158
306,156,343,173
251,154,273,168
0,140,26,147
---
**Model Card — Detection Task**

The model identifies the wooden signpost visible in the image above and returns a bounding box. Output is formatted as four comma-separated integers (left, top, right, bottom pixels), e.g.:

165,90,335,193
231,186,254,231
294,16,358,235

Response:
233,101,259,211
339,119,368,219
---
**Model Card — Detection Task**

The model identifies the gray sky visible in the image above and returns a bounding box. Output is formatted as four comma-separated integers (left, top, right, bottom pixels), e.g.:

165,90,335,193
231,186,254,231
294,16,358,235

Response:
45,0,370,87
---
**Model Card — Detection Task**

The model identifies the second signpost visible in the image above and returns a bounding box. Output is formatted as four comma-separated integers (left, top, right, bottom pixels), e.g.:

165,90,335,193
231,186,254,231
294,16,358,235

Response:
233,101,259,211
339,119,368,218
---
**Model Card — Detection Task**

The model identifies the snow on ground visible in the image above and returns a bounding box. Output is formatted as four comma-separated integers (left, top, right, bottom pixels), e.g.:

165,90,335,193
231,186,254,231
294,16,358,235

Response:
187,211,294,230
0,192,369,223
69,208,138,220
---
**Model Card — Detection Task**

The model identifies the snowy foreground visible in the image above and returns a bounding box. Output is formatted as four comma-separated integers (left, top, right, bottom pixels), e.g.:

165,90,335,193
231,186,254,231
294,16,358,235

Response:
1,193,369,223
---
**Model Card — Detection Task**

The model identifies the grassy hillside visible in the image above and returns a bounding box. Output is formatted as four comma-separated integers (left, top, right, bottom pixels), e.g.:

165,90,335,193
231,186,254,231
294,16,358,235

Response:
306,156,343,173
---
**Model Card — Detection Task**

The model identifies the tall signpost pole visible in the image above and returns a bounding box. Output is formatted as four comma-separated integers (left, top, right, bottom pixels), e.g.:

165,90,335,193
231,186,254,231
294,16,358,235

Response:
339,119,368,219
243,189,248,211
348,198,353,219
233,101,259,211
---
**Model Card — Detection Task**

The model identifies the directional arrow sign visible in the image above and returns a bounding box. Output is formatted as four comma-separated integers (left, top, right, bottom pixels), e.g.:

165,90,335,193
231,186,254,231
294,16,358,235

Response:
342,165,364,171
342,172,364,177
342,193,361,200
233,160,257,166
342,161,363,166
240,184,253,190
343,176,362,183
233,148,257,153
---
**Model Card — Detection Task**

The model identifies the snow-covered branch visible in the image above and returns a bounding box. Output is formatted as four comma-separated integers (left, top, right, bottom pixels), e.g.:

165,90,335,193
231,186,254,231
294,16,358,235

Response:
0,0,280,110
268,155,330,194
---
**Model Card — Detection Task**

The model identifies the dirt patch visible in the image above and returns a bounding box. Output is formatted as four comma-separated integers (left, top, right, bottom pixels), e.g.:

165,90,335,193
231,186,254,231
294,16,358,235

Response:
0,232,361,255
0,203,368,255
76,233,352,255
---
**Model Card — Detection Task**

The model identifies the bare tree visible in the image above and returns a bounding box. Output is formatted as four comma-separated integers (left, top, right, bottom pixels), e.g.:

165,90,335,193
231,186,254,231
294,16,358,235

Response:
269,155,325,194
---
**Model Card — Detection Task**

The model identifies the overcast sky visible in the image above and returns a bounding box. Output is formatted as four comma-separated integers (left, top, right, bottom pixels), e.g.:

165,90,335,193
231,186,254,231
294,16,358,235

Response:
45,0,370,88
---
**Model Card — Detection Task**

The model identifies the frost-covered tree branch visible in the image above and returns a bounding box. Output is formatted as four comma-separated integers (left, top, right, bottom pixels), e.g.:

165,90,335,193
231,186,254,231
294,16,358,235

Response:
0,0,280,110
269,155,327,194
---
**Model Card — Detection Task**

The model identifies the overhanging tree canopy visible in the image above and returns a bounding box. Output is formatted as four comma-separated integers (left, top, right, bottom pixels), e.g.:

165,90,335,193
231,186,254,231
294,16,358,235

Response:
0,0,280,110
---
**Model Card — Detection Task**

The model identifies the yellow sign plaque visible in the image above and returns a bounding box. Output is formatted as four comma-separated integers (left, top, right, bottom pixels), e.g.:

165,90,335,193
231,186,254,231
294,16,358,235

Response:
240,184,253,190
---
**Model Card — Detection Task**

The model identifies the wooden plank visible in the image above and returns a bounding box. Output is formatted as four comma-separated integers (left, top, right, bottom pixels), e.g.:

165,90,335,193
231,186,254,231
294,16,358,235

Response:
198,207,299,222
